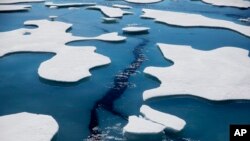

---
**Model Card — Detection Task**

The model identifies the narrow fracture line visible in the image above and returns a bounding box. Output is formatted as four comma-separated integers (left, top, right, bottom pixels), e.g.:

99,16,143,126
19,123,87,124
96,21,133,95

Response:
87,38,149,140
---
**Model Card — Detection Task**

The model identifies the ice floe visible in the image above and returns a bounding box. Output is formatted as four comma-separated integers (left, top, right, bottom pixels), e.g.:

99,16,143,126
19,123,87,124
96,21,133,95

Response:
45,2,96,8
143,43,250,101
0,0,44,4
201,0,250,9
123,116,165,134
0,5,30,12
87,5,133,18
0,20,126,82
0,112,58,141
102,17,118,23
122,26,150,33
124,0,163,4
49,15,57,21
112,4,132,9
123,105,185,139
141,9,250,37
140,105,186,131
239,17,250,23
39,47,111,82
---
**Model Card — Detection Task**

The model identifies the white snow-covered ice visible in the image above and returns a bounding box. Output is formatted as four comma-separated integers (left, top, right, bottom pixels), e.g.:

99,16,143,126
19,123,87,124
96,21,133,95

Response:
122,26,150,33
112,4,132,9
45,2,96,8
0,19,126,82
140,105,186,131
123,116,165,134
124,0,163,4
201,0,250,9
141,9,250,37
87,5,133,18
0,0,44,4
0,112,58,141
38,47,111,82
0,5,30,12
143,43,250,101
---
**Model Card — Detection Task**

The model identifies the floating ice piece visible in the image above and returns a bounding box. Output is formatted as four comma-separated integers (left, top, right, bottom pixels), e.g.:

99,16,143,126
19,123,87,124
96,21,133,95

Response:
239,17,250,23
122,26,150,33
0,0,44,4
123,116,165,134
201,0,250,9
124,0,163,4
49,15,57,21
0,5,30,12
39,47,111,82
112,4,132,9
143,43,250,101
45,2,96,8
0,112,58,141
141,9,250,38
49,5,58,9
140,105,186,131
0,20,125,82
87,5,133,18
102,17,118,23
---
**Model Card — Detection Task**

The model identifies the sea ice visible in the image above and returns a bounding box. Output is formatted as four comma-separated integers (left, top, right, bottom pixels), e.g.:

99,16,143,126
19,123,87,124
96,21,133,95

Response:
140,105,186,131
0,20,125,82
45,2,96,8
0,5,30,12
143,43,250,101
141,9,250,37
124,0,163,4
87,5,133,18
122,26,150,33
112,4,132,9
123,116,165,134
0,112,58,141
39,47,111,82
201,0,250,9
0,0,44,4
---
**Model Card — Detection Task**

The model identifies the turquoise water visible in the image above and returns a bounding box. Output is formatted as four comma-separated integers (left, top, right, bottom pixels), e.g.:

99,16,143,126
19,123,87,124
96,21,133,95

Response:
0,0,250,141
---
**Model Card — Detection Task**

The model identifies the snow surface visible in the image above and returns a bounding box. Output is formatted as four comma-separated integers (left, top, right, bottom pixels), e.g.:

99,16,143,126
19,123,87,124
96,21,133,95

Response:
201,0,250,8
141,9,250,37
0,20,126,82
0,0,43,4
0,112,58,141
143,43,250,101
112,4,132,9
140,105,186,131
39,47,110,82
124,0,163,4
122,26,150,33
45,2,95,8
0,5,30,12
123,116,165,134
87,5,133,18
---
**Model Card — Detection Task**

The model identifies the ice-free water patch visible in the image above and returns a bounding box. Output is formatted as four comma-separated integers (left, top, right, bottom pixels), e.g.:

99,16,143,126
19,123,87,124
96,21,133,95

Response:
143,43,250,101
0,20,126,82
0,112,58,141
141,9,250,38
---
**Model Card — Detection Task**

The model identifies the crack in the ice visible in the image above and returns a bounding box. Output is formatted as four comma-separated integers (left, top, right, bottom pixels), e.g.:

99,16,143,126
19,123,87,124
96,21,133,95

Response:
87,38,149,140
